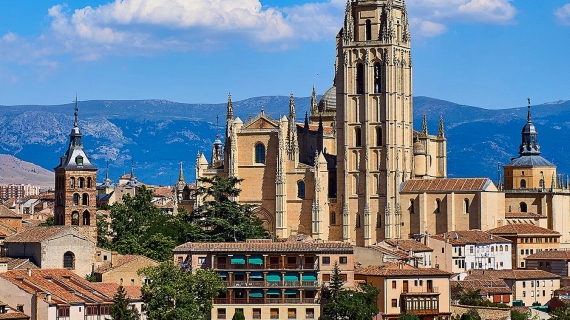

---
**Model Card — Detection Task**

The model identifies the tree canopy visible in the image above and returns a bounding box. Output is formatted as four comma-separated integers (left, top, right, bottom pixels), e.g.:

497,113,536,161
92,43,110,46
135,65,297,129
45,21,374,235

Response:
138,261,225,320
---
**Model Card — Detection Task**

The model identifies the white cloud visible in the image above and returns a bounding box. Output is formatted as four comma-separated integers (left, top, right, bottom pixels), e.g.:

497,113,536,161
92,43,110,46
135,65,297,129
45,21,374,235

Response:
2,32,18,42
412,19,448,38
555,3,570,26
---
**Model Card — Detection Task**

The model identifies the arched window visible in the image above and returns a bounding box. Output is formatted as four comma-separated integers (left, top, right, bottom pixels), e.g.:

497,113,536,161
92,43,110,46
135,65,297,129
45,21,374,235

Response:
376,213,382,228
255,143,265,164
63,251,75,269
520,179,527,188
464,199,469,214
356,63,365,94
500,245,503,251
520,202,528,213
356,213,361,228
355,127,361,147
435,199,441,214
374,63,382,93
539,179,545,188
297,181,305,198
78,177,85,188
409,199,415,214
70,177,75,189
83,211,90,226
87,177,92,188
71,211,79,225
491,246,495,252
330,212,336,225
365,19,372,41
82,193,89,206
376,127,382,146
73,193,80,206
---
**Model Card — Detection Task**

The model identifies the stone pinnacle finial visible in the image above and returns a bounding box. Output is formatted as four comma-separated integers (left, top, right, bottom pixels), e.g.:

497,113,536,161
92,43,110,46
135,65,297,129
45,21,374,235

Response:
421,114,428,135
73,95,79,127
178,162,184,181
227,92,233,119
438,115,445,138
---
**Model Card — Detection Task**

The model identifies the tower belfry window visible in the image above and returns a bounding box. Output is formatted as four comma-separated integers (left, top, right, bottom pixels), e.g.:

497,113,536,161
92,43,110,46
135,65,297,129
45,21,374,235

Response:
365,20,372,41
374,63,382,93
356,63,365,94
255,143,265,164
355,127,362,147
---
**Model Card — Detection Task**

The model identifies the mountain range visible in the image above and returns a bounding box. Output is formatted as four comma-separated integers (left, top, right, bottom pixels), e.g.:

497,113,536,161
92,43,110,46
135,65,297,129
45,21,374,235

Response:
0,96,569,187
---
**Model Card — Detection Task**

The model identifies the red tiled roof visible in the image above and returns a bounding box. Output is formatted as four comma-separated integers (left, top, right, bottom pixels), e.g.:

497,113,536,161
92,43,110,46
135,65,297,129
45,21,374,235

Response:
505,212,546,219
370,245,411,259
89,283,142,300
0,312,30,320
400,178,492,192
431,230,511,245
355,262,452,277
487,224,561,236
94,255,157,274
467,269,561,280
174,241,353,253
453,279,512,295
384,239,433,252
5,226,91,243
526,250,570,260
152,186,172,198
0,257,38,270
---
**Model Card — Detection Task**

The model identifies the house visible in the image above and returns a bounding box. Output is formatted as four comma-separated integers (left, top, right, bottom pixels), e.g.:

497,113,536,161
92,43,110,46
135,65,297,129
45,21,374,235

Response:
525,250,570,286
467,269,561,306
94,253,158,286
0,257,38,273
89,282,146,319
487,224,561,269
0,300,29,320
452,278,512,304
429,230,512,279
382,239,434,268
3,226,96,277
354,262,453,320
173,238,354,320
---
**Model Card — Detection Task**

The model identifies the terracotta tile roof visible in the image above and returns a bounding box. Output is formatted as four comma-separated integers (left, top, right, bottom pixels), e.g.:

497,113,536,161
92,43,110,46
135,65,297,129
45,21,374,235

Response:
487,224,561,236
0,205,19,218
174,241,353,253
152,186,172,198
297,123,334,134
355,262,452,277
467,269,561,280
0,312,30,320
0,269,114,305
431,230,511,245
400,178,492,192
5,226,88,243
89,283,142,300
0,257,38,270
94,255,156,274
384,239,433,252
526,250,570,260
370,245,411,259
453,279,512,295
505,212,546,219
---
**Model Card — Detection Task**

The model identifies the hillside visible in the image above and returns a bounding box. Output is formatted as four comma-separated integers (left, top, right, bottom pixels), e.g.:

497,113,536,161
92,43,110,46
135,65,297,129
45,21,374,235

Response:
1,96,569,186
0,154,53,186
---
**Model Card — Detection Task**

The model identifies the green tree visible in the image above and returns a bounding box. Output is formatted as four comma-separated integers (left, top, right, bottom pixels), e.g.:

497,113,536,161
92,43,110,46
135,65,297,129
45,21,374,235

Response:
232,310,245,320
109,285,138,320
512,309,531,320
551,302,570,320
85,274,97,282
459,289,483,306
40,216,55,226
96,214,111,248
138,261,225,320
187,176,268,242
321,262,343,302
399,313,421,320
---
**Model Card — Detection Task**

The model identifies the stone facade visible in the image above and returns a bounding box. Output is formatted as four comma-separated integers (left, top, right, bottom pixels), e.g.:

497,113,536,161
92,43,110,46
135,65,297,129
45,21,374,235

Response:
94,253,158,286
451,305,510,320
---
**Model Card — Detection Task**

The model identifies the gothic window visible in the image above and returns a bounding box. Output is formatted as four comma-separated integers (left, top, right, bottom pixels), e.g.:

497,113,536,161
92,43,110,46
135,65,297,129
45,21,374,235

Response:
365,20,372,41
71,211,79,225
355,127,362,147
435,199,441,214
297,181,305,198
539,179,545,188
78,177,85,188
464,199,469,214
73,193,80,206
520,202,528,213
82,193,89,206
83,211,90,225
330,212,336,225
328,177,336,198
356,63,365,94
520,179,526,188
409,199,414,214
255,143,265,164
63,251,75,269
376,213,382,228
356,213,361,228
376,127,382,146
374,63,382,93
70,177,75,189
87,177,92,188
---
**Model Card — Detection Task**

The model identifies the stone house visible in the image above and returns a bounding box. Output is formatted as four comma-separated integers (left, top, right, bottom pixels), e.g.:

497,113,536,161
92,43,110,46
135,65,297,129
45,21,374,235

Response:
452,278,512,304
525,250,570,286
94,253,158,286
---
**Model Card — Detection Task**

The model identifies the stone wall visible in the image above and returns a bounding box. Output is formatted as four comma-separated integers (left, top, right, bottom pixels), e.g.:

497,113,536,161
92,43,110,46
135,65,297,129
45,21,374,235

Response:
451,304,510,320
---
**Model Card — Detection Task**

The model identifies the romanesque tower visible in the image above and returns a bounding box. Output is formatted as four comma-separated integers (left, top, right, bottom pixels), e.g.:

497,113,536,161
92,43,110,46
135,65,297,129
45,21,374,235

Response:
336,0,412,245
54,99,98,240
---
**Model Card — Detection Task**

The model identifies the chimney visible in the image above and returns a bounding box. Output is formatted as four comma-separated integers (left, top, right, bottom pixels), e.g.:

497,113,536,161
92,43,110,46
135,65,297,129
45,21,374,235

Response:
0,263,7,274
46,293,52,302
111,251,119,267
27,268,31,277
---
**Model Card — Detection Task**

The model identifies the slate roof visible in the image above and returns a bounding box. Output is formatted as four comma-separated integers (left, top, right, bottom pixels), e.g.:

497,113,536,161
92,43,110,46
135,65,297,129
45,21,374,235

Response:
384,239,433,252
430,230,511,245
5,226,91,243
505,155,555,167
453,279,512,295
526,250,570,260
400,178,492,192
174,241,353,253
487,224,561,236
467,269,561,280
355,262,452,277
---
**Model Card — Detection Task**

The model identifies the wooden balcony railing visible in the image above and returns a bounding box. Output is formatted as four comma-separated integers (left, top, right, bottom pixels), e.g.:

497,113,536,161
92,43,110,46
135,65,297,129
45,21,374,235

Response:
214,298,318,305
223,280,319,288
214,263,317,270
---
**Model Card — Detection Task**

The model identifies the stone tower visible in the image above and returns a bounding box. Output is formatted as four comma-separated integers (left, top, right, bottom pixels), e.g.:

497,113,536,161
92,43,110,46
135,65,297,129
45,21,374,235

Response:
336,0,412,245
54,98,98,240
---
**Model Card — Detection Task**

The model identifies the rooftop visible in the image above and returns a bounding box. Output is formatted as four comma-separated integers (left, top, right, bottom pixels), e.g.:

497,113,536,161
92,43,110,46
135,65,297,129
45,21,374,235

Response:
89,283,142,300
0,205,19,218
95,254,156,274
487,224,561,236
174,240,353,253
5,226,91,243
431,230,511,245
355,262,452,277
505,212,547,219
383,239,433,252
467,269,561,280
400,178,493,192
453,278,512,295
526,250,570,260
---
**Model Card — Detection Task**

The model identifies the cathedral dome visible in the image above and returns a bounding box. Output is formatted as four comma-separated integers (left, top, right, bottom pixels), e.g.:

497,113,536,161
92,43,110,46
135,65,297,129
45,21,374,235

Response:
318,86,336,111
413,141,426,155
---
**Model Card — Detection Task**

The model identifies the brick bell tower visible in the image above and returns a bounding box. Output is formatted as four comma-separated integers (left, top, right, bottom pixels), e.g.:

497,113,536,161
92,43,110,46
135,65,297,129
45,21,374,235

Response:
54,97,98,240
336,0,413,245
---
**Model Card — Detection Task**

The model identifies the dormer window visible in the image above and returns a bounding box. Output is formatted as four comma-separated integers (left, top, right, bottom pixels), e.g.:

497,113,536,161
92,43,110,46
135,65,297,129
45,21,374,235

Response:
76,156,84,166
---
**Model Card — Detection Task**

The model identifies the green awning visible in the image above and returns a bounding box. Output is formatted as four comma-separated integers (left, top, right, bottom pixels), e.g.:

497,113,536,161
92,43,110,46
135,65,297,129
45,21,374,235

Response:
285,289,299,295
219,272,229,278
249,290,263,298
266,273,281,282
266,289,281,295
284,273,299,281
302,273,317,281
249,255,264,265
250,272,263,279
230,255,246,265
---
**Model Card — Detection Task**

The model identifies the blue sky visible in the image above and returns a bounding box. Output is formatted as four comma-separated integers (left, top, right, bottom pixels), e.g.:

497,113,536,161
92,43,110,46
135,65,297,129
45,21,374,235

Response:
0,0,569,109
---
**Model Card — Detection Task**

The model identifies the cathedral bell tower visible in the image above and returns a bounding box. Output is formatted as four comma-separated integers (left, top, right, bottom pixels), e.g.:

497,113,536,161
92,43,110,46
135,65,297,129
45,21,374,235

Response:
54,98,98,240
336,0,412,245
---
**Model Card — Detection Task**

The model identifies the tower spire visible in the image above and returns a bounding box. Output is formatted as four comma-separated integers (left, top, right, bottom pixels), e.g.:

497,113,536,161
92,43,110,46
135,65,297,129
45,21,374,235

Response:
227,92,234,120
438,115,445,138
343,0,354,44
310,86,318,114
421,114,428,136
74,95,79,128
519,98,540,156
527,97,532,122
178,162,184,181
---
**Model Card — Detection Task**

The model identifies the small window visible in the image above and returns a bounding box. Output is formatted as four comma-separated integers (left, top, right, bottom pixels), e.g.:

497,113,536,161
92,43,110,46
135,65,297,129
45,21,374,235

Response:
288,308,297,319
355,213,361,228
131,279,135,285
464,199,469,214
391,299,397,307
306,308,314,319
322,274,331,282
520,179,527,188
253,308,262,320
82,193,89,205
520,202,527,212
76,156,83,166
71,211,79,225
270,309,279,319
355,127,361,147
339,257,348,265
435,199,441,213
297,181,306,198
322,257,331,265
255,143,265,164
70,177,75,189
63,251,75,269
82,211,90,225
374,64,382,94
409,199,414,214
198,257,206,265
73,193,80,206
365,19,372,41
217,308,226,320
392,281,397,289
356,63,365,94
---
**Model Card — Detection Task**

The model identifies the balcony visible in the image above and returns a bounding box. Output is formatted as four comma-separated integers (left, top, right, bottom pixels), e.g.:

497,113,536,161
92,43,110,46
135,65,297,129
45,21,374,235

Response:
213,298,319,305
402,287,439,295
214,263,318,270
224,280,319,288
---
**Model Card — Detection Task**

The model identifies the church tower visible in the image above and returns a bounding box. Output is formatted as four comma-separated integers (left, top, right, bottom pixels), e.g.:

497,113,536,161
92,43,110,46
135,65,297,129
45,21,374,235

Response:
54,98,98,240
336,0,413,245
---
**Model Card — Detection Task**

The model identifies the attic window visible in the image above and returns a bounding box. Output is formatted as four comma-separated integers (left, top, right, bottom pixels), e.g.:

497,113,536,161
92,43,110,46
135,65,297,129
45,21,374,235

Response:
76,156,84,166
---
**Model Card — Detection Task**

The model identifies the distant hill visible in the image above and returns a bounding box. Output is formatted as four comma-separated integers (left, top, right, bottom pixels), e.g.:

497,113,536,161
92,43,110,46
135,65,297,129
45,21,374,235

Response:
0,96,569,186
0,154,53,186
